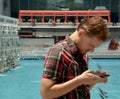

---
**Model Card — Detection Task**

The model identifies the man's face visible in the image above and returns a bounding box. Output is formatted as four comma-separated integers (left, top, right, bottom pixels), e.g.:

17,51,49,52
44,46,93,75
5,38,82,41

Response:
77,33,102,54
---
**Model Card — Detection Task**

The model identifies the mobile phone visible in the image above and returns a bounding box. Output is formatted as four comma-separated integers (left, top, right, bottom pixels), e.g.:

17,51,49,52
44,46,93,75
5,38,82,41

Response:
99,74,110,78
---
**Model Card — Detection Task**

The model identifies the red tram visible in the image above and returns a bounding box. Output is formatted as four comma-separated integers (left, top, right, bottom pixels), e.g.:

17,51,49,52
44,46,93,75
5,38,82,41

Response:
18,10,111,24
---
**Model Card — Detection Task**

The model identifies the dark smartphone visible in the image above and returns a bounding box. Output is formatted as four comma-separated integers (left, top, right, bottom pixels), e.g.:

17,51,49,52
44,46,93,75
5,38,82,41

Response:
99,74,110,78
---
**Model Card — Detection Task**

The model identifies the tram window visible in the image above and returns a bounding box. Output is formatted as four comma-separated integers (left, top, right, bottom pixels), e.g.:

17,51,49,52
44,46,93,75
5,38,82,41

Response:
56,16,61,23
67,16,76,23
44,16,54,23
22,16,31,22
35,16,42,22
59,16,65,23
78,16,84,22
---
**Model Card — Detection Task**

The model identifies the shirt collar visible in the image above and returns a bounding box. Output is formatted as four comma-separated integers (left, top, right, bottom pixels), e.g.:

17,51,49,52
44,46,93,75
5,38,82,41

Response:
65,35,79,55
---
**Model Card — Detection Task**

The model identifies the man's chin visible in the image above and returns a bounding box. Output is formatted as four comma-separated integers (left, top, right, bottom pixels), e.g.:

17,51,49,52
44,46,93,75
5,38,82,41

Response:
80,50,87,54
81,51,87,54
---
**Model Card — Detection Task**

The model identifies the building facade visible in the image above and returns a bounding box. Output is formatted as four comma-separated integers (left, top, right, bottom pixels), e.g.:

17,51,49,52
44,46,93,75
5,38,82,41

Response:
0,0,120,22
0,0,11,16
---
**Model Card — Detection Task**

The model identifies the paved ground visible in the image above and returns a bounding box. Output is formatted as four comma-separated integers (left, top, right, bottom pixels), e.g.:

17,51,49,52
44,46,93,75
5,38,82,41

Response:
88,39,120,58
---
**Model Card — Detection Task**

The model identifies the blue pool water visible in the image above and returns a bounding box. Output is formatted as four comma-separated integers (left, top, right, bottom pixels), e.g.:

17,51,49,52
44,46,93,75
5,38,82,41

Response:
0,59,120,99
89,59,120,99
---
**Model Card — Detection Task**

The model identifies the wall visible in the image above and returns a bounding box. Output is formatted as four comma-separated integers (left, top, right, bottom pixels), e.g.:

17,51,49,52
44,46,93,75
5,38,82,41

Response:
3,0,11,16
0,0,11,16
0,0,3,15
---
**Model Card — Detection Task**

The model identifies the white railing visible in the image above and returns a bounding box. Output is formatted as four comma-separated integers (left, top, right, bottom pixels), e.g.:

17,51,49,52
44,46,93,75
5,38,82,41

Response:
19,49,120,59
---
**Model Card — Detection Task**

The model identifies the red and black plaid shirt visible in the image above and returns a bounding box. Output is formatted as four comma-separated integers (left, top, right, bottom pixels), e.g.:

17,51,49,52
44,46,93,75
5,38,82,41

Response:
42,36,90,99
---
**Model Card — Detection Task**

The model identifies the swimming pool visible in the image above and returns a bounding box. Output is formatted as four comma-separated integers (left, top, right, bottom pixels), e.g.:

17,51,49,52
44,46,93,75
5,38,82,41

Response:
89,58,120,99
0,59,120,99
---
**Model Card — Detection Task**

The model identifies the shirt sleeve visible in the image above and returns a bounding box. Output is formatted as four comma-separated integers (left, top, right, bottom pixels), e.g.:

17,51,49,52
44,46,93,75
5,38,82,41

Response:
42,47,62,81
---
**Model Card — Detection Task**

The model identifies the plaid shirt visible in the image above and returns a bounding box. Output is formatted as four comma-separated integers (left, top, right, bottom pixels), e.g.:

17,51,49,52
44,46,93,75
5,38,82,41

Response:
42,36,90,99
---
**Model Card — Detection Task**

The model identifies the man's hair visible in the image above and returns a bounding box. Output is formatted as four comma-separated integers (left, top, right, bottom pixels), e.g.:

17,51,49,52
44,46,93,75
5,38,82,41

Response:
77,16,110,41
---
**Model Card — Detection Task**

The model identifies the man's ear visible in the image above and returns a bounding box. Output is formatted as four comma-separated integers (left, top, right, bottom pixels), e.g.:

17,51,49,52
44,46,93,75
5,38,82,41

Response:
78,29,85,36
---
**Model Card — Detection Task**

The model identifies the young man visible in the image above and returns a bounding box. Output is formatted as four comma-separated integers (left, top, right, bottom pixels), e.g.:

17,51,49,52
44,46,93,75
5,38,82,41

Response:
40,16,110,99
